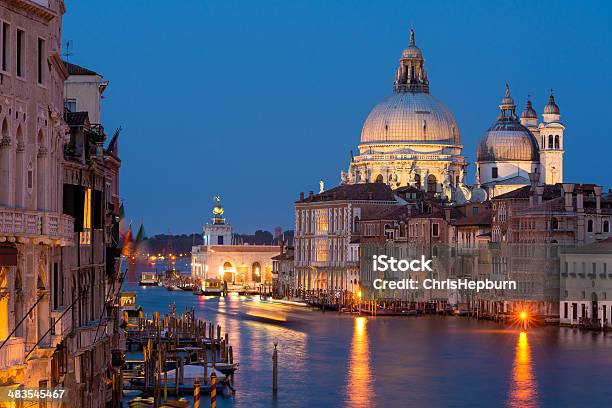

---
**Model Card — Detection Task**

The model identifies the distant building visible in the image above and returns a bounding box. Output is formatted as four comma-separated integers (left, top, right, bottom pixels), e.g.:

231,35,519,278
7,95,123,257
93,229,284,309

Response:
560,239,612,328
192,198,279,289
271,245,294,298
293,183,401,295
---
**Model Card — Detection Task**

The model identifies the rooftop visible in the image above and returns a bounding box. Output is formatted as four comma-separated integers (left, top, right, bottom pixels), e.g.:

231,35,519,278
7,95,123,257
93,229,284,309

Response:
297,183,396,203
63,60,99,76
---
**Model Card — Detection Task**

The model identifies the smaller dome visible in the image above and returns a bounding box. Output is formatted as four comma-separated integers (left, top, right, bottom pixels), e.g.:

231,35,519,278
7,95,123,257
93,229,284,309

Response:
401,29,423,59
477,122,540,162
521,99,537,119
544,93,560,115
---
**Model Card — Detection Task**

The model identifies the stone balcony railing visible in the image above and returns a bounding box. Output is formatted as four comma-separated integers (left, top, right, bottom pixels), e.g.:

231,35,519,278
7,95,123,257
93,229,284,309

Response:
0,208,74,246
0,337,25,370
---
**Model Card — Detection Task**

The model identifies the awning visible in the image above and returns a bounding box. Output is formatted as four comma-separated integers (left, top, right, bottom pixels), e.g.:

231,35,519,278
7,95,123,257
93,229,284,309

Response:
0,245,18,266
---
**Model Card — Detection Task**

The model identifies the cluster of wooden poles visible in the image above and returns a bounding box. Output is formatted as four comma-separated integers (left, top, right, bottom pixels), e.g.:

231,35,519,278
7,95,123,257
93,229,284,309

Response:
123,305,236,407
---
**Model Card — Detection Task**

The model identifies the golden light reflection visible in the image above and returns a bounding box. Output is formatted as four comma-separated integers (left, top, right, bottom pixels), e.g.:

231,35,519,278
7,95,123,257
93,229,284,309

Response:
344,317,373,407
508,332,538,408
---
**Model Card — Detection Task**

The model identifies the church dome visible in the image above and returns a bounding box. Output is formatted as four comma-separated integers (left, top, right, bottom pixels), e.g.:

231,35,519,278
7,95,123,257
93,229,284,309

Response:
360,92,460,145
360,29,460,145
477,85,539,162
543,93,560,115
477,122,540,162
521,99,537,119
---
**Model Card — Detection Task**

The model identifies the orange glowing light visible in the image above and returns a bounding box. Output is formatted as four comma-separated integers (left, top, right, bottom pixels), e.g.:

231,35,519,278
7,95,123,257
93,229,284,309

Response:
357,290,362,299
520,311,527,320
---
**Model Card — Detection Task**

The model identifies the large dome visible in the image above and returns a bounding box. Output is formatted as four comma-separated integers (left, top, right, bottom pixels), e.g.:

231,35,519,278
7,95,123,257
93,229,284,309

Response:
477,119,540,162
360,92,460,145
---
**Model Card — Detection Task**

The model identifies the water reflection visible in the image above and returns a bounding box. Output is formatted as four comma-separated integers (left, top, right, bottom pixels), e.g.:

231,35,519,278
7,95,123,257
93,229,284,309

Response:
508,332,538,408
344,317,374,407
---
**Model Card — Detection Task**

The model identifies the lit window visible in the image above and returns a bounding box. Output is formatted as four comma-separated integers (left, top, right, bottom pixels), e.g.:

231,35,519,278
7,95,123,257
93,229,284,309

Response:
80,188,92,245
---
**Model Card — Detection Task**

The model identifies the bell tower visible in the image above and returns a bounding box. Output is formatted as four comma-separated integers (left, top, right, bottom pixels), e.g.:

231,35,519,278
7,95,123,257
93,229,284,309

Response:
203,196,233,245
538,91,564,185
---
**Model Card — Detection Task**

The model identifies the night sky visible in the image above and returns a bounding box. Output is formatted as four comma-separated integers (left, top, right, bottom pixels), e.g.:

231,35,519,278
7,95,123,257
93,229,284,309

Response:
63,0,612,235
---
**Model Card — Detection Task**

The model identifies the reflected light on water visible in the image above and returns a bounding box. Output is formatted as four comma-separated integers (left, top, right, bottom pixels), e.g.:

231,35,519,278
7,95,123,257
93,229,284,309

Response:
508,331,538,408
344,317,374,407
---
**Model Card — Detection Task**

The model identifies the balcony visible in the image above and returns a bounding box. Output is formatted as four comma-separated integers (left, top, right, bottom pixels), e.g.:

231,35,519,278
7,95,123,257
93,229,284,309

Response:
51,308,73,346
0,337,25,370
0,208,74,246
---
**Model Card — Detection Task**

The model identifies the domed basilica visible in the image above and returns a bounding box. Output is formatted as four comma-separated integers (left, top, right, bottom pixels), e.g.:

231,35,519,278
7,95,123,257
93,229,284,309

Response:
341,30,564,201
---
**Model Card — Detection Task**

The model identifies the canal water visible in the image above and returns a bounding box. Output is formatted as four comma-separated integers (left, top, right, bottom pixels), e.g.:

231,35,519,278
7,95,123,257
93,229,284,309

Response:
125,280,612,408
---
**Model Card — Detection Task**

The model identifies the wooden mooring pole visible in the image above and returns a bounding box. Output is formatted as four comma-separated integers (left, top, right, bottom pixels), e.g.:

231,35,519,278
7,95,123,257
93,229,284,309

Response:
272,341,278,395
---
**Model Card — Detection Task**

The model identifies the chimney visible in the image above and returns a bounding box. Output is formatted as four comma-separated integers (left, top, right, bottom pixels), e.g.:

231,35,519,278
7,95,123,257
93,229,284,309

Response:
562,183,574,212
299,192,304,201
308,191,314,199
576,186,584,213
594,185,602,214
528,172,539,207
444,207,451,222
535,186,544,205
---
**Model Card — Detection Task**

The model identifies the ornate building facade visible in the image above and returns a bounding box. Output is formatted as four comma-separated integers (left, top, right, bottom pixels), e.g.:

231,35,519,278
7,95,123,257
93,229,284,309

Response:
0,0,74,395
342,30,467,202
0,2,122,405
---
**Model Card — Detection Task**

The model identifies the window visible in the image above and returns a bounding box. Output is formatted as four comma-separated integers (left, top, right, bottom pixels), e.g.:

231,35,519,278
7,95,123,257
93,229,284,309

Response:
604,220,610,233
581,303,586,318
572,303,577,320
16,29,24,77
217,235,223,245
432,223,439,237
37,38,44,84
79,188,92,245
551,218,559,230
548,135,553,149
564,302,568,319
554,135,560,149
472,207,478,215
27,168,33,189
491,167,498,179
1,22,8,71
64,99,77,112
587,219,593,233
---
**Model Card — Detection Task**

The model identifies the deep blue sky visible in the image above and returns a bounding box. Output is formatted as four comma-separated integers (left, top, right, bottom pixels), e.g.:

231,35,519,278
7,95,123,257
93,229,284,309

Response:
63,0,612,235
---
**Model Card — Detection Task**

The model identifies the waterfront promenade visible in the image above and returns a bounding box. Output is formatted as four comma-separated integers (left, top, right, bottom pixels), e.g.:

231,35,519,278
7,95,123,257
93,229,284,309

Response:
130,282,612,407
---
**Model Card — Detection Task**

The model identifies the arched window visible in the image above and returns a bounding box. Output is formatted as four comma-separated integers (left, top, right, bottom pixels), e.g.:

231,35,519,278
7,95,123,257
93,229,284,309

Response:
14,126,24,207
353,216,360,233
427,174,437,193
604,220,610,233
548,135,553,149
587,219,593,233
0,118,10,206
414,174,421,189
554,135,560,149
375,174,383,183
